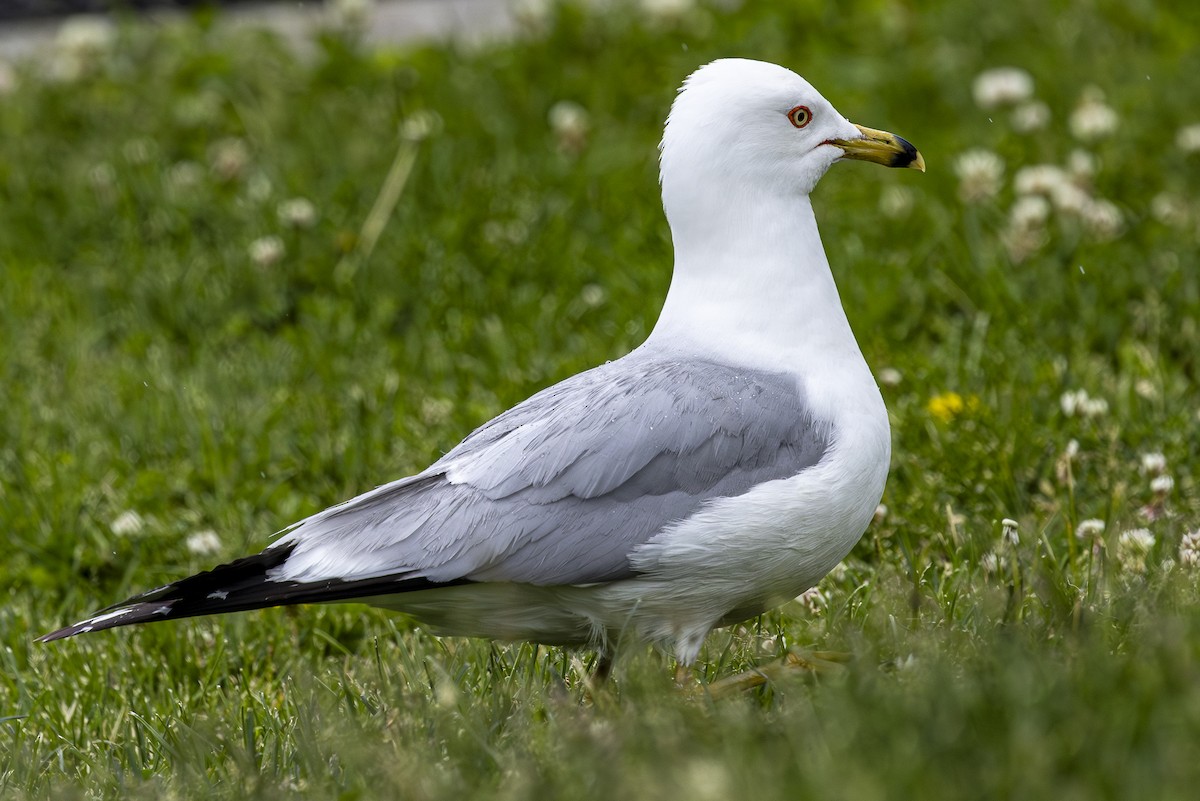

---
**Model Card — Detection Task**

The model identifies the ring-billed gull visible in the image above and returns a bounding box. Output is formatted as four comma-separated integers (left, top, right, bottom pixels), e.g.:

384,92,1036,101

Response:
41,59,924,676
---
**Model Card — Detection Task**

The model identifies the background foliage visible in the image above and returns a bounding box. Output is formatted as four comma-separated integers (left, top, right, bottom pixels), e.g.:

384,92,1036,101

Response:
2,0,1199,797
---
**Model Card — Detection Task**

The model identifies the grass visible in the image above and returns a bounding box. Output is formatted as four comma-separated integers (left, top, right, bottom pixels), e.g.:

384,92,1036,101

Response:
2,0,1200,797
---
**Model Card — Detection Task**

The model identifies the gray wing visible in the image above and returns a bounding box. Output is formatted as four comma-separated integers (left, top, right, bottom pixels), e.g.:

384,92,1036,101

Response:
271,348,830,587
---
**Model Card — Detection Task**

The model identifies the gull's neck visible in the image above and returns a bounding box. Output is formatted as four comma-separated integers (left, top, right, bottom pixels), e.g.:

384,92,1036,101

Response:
644,188,881,421
648,190,860,372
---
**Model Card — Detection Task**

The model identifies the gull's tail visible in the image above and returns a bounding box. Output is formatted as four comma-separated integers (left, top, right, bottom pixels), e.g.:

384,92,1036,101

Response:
37,543,466,642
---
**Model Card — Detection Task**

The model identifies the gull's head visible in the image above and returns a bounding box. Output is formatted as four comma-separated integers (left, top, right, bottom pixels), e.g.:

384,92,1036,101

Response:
660,59,924,211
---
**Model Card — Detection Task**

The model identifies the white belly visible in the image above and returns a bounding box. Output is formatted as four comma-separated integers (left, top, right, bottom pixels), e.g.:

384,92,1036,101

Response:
588,401,889,661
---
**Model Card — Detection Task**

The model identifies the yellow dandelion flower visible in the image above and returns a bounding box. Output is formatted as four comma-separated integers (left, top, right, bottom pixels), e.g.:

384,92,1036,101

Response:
927,392,980,422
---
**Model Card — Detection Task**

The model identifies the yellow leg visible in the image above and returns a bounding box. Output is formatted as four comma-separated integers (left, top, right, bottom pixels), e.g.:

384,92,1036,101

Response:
698,649,851,699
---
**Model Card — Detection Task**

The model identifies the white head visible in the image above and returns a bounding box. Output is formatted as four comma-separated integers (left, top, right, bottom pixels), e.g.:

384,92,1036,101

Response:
659,59,923,232
647,59,925,364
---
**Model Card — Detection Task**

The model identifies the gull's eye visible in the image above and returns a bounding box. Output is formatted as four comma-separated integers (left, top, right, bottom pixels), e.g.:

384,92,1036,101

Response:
787,105,813,129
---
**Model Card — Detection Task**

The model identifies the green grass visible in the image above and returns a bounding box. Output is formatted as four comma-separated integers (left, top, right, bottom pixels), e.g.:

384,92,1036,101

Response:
2,0,1200,797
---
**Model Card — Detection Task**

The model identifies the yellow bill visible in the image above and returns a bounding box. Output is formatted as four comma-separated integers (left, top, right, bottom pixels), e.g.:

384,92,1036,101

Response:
830,124,926,172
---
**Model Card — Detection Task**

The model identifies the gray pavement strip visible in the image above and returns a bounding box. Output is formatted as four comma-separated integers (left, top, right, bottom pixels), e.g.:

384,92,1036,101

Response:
0,0,521,62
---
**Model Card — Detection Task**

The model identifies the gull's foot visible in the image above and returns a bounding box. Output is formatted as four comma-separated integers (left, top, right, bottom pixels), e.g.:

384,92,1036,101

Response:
698,649,851,699
674,662,695,688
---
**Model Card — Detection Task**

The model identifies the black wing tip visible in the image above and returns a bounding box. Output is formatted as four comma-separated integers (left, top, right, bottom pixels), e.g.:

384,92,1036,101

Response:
35,546,298,644
37,600,180,643
37,627,80,643
37,541,475,643
36,626,79,643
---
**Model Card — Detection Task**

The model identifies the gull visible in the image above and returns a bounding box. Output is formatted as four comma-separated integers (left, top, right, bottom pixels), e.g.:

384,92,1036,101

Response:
40,59,924,680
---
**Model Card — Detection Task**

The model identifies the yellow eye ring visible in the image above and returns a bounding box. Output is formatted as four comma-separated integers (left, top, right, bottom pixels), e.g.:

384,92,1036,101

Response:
787,105,812,129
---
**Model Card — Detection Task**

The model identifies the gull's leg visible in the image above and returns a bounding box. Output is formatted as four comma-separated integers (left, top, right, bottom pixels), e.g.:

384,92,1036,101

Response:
582,651,614,703
698,649,851,699
591,652,614,686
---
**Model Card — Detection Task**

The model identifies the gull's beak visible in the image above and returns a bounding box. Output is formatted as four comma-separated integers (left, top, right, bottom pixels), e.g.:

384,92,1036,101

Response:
829,124,926,172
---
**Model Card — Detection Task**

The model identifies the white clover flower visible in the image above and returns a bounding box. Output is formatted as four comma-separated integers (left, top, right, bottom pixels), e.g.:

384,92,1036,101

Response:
57,15,116,54
1123,529,1156,551
873,503,889,522
435,678,459,709
482,219,529,247
1179,531,1200,568
972,67,1034,109
1066,149,1096,182
685,757,732,801
1003,221,1048,262
640,0,696,22
1010,195,1051,229
1151,193,1189,227
877,367,903,387
1014,164,1069,197
953,149,1004,203
1135,379,1158,399
580,284,606,307
1001,518,1020,546
514,0,554,27
1081,397,1109,418
1080,199,1123,240
208,137,251,182
1140,452,1167,475
49,16,116,82
277,197,317,229
878,185,914,219
110,510,145,537
547,101,589,131
186,529,222,556
1176,124,1200,154
548,100,590,153
1060,390,1079,416
1053,182,1092,216
1010,166,1087,213
1011,100,1050,133
1065,439,1080,459
246,173,273,203
329,0,374,28
400,110,443,142
1070,88,1118,141
55,15,115,68
248,236,285,267
1061,389,1108,418
1117,528,1155,572
420,397,453,426
1060,389,1088,416
795,586,825,614
166,161,205,196
1076,519,1106,539
981,550,1002,574
1150,475,1174,495
88,163,117,201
